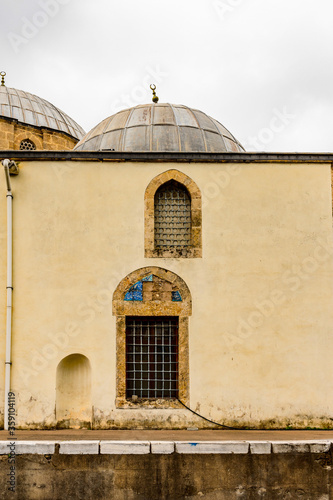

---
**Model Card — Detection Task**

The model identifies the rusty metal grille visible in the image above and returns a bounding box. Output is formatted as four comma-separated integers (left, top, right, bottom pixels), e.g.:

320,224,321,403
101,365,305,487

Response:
154,181,191,249
126,317,179,399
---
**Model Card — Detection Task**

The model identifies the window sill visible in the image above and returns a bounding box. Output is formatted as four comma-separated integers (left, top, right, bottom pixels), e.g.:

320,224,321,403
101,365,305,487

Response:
145,247,202,258
116,398,184,409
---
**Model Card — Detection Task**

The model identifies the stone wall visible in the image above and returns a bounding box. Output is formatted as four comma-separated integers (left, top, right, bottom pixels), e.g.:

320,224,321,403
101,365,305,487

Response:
0,118,78,150
0,442,332,499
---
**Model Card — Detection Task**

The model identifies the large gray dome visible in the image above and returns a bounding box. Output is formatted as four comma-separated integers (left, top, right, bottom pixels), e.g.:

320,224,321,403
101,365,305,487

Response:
74,103,245,152
0,85,85,140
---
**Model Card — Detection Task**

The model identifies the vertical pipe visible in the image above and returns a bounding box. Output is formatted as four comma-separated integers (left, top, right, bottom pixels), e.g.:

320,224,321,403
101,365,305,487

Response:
3,160,13,431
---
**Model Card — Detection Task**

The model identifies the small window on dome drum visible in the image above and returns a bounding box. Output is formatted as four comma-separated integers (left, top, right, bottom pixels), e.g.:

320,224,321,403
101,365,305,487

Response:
20,139,36,151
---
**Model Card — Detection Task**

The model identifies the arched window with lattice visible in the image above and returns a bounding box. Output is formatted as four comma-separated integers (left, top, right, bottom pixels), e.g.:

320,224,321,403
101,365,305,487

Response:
154,180,191,250
145,170,202,258
20,139,36,151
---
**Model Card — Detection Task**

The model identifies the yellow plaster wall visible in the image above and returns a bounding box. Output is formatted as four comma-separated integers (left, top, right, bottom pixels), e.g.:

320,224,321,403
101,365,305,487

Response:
0,160,333,429
0,166,6,426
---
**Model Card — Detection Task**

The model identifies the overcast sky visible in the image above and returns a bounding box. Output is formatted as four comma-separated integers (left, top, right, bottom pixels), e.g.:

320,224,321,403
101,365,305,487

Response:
1,0,333,152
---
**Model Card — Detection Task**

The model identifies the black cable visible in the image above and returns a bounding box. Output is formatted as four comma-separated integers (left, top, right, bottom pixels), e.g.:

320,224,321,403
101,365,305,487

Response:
177,398,240,430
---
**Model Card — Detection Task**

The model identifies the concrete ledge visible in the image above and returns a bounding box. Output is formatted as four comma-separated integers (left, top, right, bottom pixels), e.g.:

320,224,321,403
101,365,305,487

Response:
100,441,150,454
0,440,331,455
175,441,250,454
0,441,56,455
59,441,99,454
150,441,175,454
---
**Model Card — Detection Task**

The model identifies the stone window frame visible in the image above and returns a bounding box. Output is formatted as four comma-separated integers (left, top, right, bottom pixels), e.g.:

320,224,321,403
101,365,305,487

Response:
14,130,43,150
331,165,333,217
113,266,191,409
144,169,202,258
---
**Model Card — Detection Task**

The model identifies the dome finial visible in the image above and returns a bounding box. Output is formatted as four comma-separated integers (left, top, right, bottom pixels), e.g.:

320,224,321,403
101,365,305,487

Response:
150,84,159,103
1,71,6,86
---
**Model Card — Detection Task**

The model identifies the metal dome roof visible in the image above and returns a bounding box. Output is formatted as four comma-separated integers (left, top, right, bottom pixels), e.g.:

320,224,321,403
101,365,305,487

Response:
74,103,245,152
0,85,85,140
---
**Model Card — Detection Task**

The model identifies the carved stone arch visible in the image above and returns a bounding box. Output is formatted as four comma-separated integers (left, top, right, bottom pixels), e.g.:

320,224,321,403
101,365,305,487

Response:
13,129,43,150
144,169,202,258
113,267,191,408
113,266,192,316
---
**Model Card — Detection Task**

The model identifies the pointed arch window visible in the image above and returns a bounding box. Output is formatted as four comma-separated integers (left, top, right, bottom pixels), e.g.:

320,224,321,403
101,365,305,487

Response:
145,170,202,258
154,180,191,250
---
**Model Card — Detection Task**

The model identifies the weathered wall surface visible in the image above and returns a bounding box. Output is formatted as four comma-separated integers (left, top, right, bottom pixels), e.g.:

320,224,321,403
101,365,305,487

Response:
0,451,332,500
0,160,333,428
0,118,78,150
0,161,7,427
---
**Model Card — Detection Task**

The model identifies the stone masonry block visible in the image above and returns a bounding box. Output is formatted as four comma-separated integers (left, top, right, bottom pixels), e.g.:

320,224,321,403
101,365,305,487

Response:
271,441,330,454
100,441,150,454
0,441,55,454
150,441,175,454
311,441,331,453
249,441,272,454
59,441,100,454
175,441,249,454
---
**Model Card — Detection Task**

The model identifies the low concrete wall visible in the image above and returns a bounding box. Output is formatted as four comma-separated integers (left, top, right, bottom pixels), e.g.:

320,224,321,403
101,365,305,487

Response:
0,441,332,499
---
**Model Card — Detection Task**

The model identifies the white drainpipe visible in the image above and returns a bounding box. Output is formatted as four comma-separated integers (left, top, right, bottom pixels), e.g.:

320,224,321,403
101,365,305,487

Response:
2,159,18,430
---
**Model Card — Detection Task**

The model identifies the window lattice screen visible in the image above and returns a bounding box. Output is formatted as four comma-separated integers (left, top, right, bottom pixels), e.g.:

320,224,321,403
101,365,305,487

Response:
19,139,36,151
154,181,191,249
126,316,179,399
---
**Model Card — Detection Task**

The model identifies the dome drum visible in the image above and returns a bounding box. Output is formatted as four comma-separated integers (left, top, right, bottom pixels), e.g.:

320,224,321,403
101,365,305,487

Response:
0,85,85,143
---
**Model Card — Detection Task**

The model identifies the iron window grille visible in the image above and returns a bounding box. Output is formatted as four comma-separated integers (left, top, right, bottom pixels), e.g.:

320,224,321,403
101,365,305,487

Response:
154,181,191,249
126,316,179,399
19,139,36,150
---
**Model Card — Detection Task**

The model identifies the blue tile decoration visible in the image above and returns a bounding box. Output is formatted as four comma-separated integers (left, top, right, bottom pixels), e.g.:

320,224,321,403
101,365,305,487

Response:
124,280,143,301
172,291,182,302
124,275,182,302
142,274,153,282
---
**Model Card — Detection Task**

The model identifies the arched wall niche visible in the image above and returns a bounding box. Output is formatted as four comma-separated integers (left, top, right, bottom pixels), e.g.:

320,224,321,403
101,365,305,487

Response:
56,353,92,428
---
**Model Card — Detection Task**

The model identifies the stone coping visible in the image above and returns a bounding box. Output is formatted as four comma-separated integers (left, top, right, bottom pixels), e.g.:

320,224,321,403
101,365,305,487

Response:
1,440,332,455
2,150,333,163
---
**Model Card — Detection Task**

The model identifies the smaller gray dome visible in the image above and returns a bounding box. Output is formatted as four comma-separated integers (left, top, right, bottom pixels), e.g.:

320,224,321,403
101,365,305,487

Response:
74,103,245,152
0,86,85,140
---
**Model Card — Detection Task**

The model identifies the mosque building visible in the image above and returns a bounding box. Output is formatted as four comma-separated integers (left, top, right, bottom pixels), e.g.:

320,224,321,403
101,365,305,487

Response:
1,73,333,430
